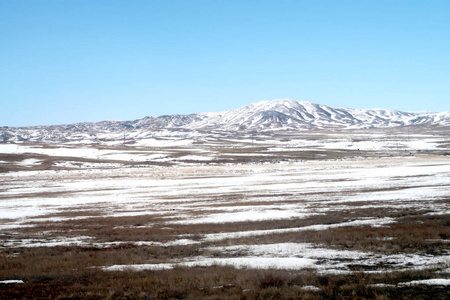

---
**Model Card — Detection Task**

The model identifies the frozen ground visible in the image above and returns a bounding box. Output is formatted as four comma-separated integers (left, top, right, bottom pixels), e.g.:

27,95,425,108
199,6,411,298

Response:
0,129,449,294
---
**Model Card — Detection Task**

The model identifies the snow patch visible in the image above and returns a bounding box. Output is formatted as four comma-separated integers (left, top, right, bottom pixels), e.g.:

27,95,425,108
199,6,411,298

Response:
398,279,450,286
0,280,24,284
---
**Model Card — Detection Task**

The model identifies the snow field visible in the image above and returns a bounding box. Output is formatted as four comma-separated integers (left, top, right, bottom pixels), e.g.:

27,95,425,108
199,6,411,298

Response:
1,153,449,276
2,156,450,230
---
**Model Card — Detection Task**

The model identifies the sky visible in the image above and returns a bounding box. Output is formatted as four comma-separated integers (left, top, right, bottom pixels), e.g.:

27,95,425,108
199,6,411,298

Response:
1,0,449,127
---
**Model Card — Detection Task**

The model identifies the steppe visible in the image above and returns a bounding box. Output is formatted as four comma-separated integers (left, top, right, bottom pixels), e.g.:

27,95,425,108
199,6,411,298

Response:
1,127,449,299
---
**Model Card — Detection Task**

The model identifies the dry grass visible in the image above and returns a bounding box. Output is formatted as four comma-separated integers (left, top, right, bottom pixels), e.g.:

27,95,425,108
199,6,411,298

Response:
1,210,448,299
1,266,449,299
211,213,450,255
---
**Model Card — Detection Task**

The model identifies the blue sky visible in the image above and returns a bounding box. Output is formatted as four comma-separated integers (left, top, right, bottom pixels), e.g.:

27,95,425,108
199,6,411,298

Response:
1,0,449,126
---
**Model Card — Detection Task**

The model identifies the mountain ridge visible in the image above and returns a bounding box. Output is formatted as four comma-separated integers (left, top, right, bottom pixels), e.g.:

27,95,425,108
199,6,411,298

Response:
2,99,450,143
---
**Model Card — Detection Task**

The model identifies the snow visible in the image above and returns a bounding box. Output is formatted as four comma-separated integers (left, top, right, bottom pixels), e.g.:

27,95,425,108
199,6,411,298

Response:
133,138,194,147
301,285,321,291
369,283,396,288
0,234,202,248
176,155,215,161
170,210,311,224
2,236,94,248
103,257,317,271
398,279,450,286
0,144,163,162
102,242,450,273
202,218,395,242
207,243,367,261
0,144,102,158
17,158,42,166
0,280,24,284
53,161,123,168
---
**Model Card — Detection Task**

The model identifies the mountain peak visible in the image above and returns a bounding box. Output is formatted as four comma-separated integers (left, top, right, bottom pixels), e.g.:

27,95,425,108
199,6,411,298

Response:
255,98,310,108
190,99,448,131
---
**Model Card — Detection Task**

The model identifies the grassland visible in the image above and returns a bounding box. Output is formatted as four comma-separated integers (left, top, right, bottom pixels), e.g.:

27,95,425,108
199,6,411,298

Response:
1,129,449,299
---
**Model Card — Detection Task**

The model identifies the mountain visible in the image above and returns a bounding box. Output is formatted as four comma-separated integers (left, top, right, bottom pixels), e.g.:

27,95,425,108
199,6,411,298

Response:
2,99,450,143
187,99,436,131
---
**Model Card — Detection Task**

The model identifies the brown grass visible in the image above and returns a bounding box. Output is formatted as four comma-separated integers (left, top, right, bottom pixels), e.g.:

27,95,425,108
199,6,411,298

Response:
1,266,449,299
210,213,450,255
1,210,449,299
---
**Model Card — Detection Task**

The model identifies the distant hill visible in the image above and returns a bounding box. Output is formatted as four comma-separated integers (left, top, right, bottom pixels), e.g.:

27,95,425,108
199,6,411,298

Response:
3,99,450,143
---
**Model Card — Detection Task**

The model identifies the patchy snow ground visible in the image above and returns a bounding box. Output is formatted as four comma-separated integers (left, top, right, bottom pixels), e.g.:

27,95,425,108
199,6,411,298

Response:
2,157,449,229
102,242,450,274
1,131,450,277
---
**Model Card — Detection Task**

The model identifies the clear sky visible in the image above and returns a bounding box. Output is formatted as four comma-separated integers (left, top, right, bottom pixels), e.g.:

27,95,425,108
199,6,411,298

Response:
1,0,449,127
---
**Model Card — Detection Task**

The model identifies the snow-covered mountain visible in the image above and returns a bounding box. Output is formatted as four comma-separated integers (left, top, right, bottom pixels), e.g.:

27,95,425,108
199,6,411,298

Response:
187,99,436,131
2,99,449,143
